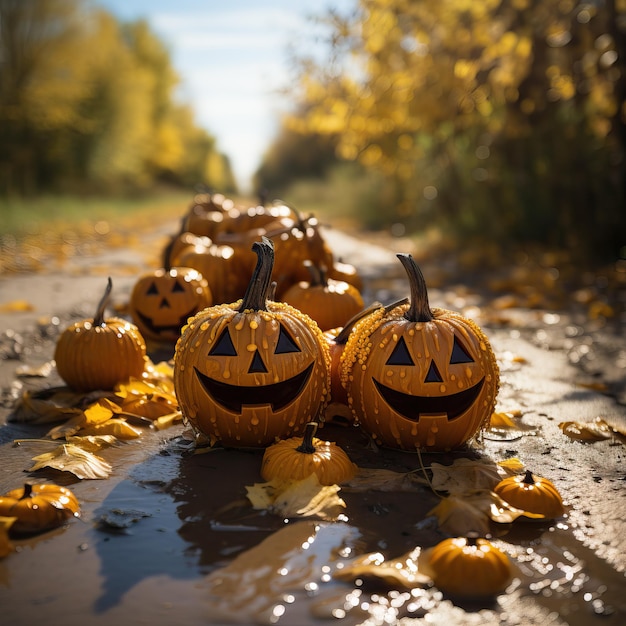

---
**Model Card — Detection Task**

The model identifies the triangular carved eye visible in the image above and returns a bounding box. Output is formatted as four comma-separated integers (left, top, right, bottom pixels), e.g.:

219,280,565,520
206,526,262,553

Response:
424,360,443,383
386,336,414,366
248,350,268,373
274,325,300,354
172,280,186,293
209,328,237,356
450,336,474,364
147,282,159,295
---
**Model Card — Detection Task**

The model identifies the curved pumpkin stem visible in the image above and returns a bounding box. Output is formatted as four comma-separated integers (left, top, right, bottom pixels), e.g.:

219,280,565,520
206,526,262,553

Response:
93,277,113,327
239,237,274,312
19,483,34,500
334,297,409,345
303,260,326,288
397,254,433,323
296,422,318,454
521,469,536,485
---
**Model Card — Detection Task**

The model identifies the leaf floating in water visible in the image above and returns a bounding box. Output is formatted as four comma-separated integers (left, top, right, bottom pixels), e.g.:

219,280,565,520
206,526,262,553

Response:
246,474,346,521
333,548,431,589
430,457,502,493
29,443,112,479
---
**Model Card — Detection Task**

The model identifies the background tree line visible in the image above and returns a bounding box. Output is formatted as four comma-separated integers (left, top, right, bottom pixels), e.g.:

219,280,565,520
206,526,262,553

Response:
256,0,625,265
0,0,236,196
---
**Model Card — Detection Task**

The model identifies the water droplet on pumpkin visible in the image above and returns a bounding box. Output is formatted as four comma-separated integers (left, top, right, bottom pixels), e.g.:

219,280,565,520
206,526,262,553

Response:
439,384,446,393
251,416,259,426
426,434,436,446
247,344,257,352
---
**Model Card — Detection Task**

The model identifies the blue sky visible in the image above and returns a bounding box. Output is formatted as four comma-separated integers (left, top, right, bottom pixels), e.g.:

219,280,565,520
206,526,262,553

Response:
95,0,354,191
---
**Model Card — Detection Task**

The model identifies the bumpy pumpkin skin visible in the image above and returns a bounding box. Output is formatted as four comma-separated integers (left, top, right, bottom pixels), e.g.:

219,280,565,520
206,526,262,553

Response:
341,303,499,451
494,470,565,518
340,255,499,452
174,240,331,448
174,302,331,447
129,267,212,343
418,536,513,598
0,483,80,534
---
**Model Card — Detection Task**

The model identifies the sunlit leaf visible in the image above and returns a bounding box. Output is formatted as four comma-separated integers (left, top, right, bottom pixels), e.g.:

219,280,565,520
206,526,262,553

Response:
333,548,431,588
497,457,525,475
15,361,54,378
47,413,86,439
152,411,183,430
0,300,34,312
65,434,118,451
246,474,346,521
29,443,112,479
78,418,142,439
427,490,539,535
558,417,615,442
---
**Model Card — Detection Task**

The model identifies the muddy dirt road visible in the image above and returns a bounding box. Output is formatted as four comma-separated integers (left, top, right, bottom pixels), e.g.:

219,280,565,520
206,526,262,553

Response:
1,216,625,626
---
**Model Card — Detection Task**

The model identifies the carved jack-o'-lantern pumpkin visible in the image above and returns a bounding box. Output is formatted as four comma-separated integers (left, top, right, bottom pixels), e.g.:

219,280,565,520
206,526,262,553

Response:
129,266,212,343
340,254,499,451
173,237,331,448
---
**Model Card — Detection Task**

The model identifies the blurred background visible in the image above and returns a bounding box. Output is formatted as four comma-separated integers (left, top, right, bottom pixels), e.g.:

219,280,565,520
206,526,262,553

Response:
1,0,625,268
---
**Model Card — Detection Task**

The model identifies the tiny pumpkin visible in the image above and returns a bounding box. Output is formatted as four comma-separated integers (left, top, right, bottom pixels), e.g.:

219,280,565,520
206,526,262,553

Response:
340,254,499,451
282,261,364,332
173,237,331,448
129,265,212,343
261,422,357,485
0,483,80,534
493,470,565,519
54,278,147,392
418,535,513,598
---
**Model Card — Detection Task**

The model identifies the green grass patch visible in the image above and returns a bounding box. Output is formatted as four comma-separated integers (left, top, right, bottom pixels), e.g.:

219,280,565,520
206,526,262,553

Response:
0,190,194,239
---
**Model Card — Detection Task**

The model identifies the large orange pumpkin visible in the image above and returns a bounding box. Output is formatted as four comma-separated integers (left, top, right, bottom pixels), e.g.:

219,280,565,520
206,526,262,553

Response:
340,254,499,451
129,266,212,343
173,237,331,447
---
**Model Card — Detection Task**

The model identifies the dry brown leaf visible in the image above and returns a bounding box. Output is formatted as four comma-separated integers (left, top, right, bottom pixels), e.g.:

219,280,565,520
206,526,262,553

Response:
246,474,346,521
333,548,431,589
29,443,112,479
428,490,539,535
11,390,82,425
341,467,429,493
430,458,502,494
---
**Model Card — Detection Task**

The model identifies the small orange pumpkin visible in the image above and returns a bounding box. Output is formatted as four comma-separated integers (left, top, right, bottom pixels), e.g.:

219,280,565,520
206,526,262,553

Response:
340,254,499,451
261,422,357,485
54,278,147,391
282,261,364,332
418,535,513,598
493,470,565,519
173,237,331,448
129,266,212,343
0,483,80,534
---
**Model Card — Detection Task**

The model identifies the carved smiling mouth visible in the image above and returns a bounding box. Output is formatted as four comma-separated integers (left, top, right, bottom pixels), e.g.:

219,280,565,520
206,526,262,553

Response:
194,362,314,413
372,378,485,421
137,308,197,334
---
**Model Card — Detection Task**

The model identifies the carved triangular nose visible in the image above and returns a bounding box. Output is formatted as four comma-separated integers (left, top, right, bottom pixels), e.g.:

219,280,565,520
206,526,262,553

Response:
159,297,170,309
424,360,443,383
248,349,268,373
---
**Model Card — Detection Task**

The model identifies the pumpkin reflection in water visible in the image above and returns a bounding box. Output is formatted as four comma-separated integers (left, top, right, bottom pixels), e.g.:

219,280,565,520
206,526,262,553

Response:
173,238,330,448
340,254,499,451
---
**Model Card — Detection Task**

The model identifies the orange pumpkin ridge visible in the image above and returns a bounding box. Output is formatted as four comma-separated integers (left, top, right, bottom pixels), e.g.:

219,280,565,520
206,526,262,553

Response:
340,254,499,451
173,238,331,448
